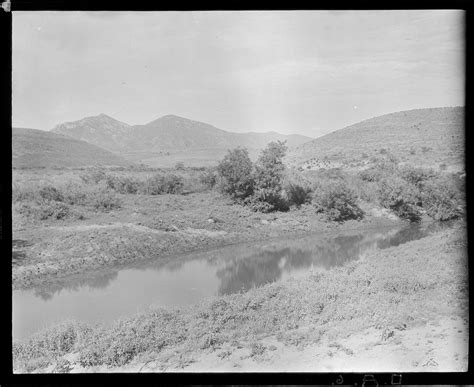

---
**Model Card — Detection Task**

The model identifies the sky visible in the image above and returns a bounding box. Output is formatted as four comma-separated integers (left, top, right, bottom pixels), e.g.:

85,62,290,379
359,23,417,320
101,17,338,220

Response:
12,10,465,137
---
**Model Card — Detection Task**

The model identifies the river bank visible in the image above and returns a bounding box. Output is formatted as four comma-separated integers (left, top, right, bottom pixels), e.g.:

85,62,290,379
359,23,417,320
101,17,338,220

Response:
13,222,467,373
13,190,403,290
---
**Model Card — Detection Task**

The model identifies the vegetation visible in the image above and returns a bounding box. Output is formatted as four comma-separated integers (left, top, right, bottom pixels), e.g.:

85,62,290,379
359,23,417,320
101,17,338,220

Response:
216,148,255,200
312,180,364,222
13,226,467,372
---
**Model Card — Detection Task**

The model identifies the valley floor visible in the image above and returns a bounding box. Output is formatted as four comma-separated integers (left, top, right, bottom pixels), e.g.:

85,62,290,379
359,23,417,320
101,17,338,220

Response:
13,221,468,373
13,191,401,290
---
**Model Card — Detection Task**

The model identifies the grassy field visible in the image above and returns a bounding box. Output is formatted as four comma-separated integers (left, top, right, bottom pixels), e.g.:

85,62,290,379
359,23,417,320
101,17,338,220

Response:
12,160,465,290
13,221,468,372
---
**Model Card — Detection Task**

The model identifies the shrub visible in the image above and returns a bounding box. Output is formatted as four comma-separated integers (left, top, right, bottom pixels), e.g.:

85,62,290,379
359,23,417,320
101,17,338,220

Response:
199,168,218,189
313,181,364,222
251,141,289,211
142,173,184,195
87,186,122,210
105,175,141,194
285,183,312,207
217,148,255,200
175,162,185,170
399,165,435,188
79,168,108,184
377,176,422,222
38,185,64,202
422,179,462,221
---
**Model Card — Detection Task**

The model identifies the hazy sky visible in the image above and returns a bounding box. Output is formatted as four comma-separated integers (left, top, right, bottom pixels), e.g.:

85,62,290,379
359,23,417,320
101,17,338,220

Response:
13,10,464,137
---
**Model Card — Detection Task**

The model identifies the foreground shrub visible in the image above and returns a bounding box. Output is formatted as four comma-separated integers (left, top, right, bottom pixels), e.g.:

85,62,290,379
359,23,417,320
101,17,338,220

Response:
422,179,462,221
13,320,92,372
16,201,75,220
377,176,421,222
217,148,254,199
313,181,364,222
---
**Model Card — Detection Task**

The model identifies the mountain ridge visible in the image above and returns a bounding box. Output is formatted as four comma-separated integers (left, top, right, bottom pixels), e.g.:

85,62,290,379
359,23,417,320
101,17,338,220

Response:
51,113,313,153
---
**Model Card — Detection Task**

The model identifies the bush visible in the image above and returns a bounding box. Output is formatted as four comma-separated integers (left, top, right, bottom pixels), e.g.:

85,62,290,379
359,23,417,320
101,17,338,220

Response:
199,168,218,189
79,168,108,184
377,176,422,222
16,201,74,220
422,179,462,221
175,162,185,170
217,148,254,199
313,181,364,222
285,183,312,207
252,141,288,211
105,175,141,194
142,173,184,195
87,186,122,211
38,185,64,202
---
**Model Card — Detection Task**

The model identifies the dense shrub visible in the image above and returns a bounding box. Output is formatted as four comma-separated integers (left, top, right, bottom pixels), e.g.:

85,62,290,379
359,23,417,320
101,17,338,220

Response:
105,175,141,194
285,183,312,207
377,176,422,222
313,181,364,222
398,165,435,188
217,148,254,200
142,173,184,195
422,179,462,221
16,201,74,220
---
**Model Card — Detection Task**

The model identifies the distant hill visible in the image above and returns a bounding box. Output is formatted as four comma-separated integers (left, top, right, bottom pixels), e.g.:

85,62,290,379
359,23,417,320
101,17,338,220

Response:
287,107,465,172
51,114,132,152
51,114,312,166
13,127,132,168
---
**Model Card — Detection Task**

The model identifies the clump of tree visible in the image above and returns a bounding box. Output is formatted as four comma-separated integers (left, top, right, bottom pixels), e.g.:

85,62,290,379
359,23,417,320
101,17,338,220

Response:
217,141,292,212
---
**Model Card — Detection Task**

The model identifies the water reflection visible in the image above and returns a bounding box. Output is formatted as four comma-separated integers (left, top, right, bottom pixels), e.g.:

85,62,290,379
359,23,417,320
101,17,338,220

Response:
13,221,450,340
33,270,119,301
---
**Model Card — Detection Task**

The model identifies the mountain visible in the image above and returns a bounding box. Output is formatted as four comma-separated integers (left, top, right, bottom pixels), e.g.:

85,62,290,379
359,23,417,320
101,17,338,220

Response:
51,114,312,154
51,114,132,152
13,127,132,168
287,107,465,172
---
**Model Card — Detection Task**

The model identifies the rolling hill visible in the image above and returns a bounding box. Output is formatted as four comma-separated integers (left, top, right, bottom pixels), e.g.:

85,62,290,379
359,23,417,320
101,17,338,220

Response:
13,127,133,168
287,107,465,172
51,114,132,152
51,114,312,166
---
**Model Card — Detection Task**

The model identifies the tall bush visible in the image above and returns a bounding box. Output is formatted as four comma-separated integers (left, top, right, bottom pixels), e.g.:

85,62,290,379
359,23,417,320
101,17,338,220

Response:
216,148,254,199
252,141,288,211
313,181,364,222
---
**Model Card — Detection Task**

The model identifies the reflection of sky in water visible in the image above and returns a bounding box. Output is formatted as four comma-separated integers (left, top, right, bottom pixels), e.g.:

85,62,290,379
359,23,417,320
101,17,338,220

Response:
13,221,453,340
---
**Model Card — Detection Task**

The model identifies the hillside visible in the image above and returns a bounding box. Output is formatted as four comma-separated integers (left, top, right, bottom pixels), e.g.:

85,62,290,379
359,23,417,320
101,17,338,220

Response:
13,128,132,168
287,107,465,172
51,114,312,166
51,114,132,152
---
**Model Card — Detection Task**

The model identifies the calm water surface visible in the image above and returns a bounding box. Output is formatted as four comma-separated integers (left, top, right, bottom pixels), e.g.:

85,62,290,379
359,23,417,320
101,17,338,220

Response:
13,222,449,340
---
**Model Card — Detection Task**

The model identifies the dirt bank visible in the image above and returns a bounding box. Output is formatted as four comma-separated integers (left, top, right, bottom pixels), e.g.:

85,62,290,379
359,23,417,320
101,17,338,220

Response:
13,191,403,290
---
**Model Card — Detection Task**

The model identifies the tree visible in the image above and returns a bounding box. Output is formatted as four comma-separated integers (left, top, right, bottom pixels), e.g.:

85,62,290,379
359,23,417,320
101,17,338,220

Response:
251,141,289,211
217,148,254,199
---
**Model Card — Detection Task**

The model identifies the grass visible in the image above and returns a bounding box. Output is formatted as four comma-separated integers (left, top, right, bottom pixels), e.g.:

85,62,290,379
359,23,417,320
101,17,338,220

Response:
13,223,467,372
